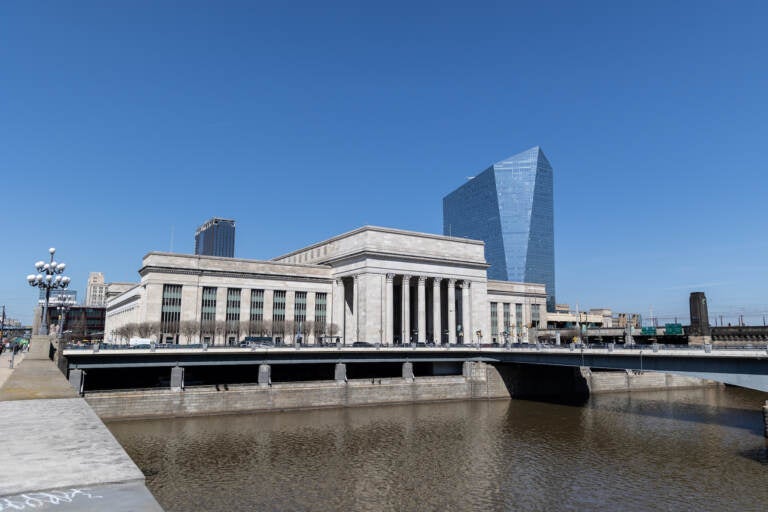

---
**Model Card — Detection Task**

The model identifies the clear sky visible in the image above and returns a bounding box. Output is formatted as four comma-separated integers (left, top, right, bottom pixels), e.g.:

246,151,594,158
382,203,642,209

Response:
2,1,767,326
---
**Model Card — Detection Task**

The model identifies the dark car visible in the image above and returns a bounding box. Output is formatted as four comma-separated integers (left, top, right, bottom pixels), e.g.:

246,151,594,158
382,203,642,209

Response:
352,341,374,347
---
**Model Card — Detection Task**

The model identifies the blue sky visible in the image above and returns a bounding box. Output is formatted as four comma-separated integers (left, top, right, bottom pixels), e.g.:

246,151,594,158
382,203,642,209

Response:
2,1,767,325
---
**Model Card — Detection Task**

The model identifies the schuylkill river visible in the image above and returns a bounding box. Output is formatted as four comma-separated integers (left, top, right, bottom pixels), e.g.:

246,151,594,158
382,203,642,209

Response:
108,386,768,512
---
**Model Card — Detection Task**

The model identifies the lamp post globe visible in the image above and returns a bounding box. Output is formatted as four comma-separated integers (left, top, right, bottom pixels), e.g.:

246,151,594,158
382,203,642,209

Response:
27,247,70,336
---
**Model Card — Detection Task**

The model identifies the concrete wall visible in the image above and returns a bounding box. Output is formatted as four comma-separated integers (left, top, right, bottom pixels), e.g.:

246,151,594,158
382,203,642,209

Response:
87,364,508,420
584,369,719,394
84,363,719,421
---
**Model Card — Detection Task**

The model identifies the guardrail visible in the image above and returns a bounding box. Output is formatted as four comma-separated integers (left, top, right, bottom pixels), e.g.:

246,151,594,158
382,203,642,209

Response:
64,341,768,353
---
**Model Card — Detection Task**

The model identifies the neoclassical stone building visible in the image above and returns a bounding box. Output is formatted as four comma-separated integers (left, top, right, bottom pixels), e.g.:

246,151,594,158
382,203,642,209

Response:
105,226,547,345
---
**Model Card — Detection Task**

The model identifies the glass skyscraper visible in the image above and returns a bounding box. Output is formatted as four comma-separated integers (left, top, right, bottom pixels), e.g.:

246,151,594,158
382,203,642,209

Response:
443,146,555,311
195,217,236,257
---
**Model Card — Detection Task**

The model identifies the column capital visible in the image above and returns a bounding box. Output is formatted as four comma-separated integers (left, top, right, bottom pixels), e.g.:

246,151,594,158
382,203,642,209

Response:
335,278,344,286
432,277,441,286
447,278,456,285
386,273,395,282
417,275,426,284
401,274,411,282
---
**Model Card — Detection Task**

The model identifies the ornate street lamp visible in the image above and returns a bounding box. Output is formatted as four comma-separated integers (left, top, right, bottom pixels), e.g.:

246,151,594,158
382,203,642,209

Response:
26,247,71,336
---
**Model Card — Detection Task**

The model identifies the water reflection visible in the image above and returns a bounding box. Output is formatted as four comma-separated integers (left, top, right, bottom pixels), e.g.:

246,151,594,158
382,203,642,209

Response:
109,387,768,511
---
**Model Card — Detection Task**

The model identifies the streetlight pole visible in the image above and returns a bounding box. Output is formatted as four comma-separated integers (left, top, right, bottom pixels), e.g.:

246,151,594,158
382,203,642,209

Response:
27,248,70,336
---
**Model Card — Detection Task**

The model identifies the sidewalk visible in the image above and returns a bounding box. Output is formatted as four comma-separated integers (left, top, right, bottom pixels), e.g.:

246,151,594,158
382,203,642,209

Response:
0,349,26,389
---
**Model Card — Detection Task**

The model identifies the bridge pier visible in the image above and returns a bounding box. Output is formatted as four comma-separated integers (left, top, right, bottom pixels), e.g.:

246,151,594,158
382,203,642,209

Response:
402,362,414,381
68,369,85,396
763,401,768,438
258,364,271,387
334,363,347,382
170,366,184,391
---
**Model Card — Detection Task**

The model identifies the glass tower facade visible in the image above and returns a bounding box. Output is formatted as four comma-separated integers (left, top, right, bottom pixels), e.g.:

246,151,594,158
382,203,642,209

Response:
443,146,555,311
194,217,236,257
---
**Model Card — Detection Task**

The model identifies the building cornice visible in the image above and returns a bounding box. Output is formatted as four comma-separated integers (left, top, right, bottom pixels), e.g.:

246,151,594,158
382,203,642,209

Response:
106,294,141,312
272,225,485,261
319,249,491,270
138,265,334,285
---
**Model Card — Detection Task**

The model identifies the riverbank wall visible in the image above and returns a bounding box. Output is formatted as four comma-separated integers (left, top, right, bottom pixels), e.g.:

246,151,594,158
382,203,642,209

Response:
88,364,507,420
583,368,719,393
86,362,717,420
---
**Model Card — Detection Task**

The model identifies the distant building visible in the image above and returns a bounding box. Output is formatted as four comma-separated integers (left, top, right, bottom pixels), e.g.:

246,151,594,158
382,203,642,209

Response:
86,272,108,306
195,217,236,257
106,226,547,346
41,305,106,342
443,147,555,311
106,282,138,302
38,289,77,305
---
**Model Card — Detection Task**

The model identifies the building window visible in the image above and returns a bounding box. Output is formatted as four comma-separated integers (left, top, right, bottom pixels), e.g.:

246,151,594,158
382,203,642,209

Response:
490,302,498,337
314,292,327,331
515,303,523,328
531,304,541,328
160,284,182,337
273,290,286,335
294,291,307,340
201,287,217,339
250,289,264,322
294,291,307,324
503,303,511,333
226,288,241,337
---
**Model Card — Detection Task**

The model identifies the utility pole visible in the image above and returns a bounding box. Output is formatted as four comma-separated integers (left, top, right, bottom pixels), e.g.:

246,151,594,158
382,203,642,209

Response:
1,305,5,341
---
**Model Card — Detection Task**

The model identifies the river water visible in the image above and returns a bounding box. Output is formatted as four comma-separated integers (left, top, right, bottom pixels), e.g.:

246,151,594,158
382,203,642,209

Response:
108,386,768,511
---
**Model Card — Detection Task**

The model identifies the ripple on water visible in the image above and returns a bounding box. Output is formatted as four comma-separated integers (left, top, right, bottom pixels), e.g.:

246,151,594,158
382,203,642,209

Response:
108,387,768,512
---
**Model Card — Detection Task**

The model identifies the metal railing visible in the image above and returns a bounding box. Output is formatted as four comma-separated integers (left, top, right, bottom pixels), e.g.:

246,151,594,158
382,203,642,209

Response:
64,340,768,353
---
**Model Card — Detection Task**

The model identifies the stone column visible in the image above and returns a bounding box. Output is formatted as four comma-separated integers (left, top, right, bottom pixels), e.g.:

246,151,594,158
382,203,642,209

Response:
258,364,271,387
170,366,184,392
401,275,411,344
402,362,414,381
417,276,426,343
447,279,456,344
285,290,296,345
306,292,316,345
215,287,228,345
335,363,347,382
462,281,471,344
432,278,441,344
332,279,344,344
68,369,85,395
239,289,251,339
385,274,394,345
352,275,359,342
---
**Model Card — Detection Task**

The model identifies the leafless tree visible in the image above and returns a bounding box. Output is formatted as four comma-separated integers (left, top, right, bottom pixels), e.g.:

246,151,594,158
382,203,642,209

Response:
283,320,295,344
214,320,228,345
302,320,315,344
200,320,215,344
135,322,152,338
328,323,340,336
180,320,198,343
261,319,272,336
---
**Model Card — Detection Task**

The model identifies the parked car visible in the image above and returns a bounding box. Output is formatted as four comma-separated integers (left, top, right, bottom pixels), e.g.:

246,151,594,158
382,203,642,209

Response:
352,341,374,347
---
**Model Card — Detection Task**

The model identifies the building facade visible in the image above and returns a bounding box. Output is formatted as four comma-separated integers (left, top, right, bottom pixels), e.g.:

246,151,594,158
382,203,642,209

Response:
106,226,547,345
194,217,236,257
86,272,107,306
443,146,555,311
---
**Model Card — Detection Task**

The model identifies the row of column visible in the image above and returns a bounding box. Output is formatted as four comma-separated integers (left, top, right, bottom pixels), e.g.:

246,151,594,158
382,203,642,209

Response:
385,274,472,344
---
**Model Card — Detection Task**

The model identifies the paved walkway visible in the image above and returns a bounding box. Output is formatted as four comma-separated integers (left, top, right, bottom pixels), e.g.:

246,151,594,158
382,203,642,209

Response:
0,337,163,510
0,349,26,389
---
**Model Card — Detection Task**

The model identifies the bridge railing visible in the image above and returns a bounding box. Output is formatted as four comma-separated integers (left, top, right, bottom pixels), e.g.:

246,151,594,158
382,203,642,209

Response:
63,340,768,354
